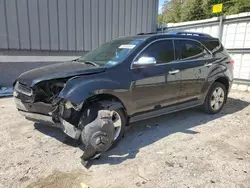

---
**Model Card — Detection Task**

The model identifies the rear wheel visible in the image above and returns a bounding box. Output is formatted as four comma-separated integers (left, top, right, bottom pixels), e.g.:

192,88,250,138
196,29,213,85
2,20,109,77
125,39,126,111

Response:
203,82,227,114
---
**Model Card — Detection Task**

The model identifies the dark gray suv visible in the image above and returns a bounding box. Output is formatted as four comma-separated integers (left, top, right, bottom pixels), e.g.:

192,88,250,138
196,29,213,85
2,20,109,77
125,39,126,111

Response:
13,31,234,150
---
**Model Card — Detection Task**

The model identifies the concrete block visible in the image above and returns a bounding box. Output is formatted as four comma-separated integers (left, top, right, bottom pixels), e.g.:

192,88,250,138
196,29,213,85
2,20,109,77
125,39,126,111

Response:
237,84,248,91
232,83,238,90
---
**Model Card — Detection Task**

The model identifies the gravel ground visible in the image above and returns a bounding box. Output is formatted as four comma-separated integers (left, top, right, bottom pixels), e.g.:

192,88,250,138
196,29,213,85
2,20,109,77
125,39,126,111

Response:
1,90,250,188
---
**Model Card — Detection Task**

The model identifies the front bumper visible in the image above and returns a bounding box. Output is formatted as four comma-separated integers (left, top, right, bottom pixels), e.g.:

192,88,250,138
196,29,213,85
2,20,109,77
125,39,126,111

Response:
19,110,81,139
15,98,81,140
19,110,56,126
14,96,54,115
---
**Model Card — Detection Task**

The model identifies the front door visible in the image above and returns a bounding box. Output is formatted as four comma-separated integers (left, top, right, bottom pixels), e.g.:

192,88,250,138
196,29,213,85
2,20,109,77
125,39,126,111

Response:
174,39,214,103
131,39,181,114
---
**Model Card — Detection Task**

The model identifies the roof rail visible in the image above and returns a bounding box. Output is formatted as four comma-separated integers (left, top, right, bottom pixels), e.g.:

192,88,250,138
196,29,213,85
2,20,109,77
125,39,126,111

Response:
137,30,212,37
137,32,157,35
167,30,212,37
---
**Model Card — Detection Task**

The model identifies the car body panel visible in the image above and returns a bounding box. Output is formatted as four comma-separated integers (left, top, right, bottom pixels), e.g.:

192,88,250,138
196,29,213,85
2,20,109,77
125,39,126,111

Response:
17,62,106,87
131,62,181,114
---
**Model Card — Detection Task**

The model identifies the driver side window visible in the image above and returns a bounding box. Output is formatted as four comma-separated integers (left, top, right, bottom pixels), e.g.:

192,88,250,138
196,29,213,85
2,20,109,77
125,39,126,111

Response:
136,40,175,64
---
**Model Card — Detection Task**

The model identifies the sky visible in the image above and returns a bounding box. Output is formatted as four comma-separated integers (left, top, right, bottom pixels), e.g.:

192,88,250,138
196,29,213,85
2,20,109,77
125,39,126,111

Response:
158,0,165,14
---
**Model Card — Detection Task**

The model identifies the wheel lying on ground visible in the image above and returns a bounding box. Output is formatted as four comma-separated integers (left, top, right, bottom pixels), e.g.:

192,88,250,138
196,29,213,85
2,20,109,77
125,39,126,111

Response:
203,82,227,114
79,102,127,148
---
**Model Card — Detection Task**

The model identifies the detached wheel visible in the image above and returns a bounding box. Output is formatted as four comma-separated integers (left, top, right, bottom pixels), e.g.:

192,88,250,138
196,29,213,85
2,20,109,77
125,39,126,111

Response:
203,82,227,114
79,103,127,148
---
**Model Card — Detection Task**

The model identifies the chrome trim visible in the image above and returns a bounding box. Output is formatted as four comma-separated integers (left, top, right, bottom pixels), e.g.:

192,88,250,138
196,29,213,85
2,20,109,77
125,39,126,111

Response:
169,69,180,74
204,63,213,67
133,57,156,67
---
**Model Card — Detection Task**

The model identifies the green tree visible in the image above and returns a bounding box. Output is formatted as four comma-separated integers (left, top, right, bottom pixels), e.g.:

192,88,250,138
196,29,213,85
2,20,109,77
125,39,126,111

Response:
158,0,250,24
162,0,183,23
181,0,207,21
224,0,250,15
158,14,164,25
202,0,215,18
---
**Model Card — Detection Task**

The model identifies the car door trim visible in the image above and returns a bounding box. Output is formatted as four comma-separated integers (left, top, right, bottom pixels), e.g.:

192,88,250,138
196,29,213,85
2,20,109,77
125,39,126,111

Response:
130,37,212,69
129,100,202,123
169,69,180,74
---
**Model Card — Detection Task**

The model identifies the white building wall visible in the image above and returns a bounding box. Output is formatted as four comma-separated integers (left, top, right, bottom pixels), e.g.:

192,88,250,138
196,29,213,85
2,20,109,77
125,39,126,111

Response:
164,12,250,80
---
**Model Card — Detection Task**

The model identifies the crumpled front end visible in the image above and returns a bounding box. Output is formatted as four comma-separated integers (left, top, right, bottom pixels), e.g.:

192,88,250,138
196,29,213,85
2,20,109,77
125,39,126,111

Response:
13,80,82,139
13,79,124,164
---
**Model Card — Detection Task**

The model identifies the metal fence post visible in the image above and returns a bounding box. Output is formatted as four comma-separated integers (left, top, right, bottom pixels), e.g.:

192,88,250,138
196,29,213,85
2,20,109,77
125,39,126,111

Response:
218,16,223,41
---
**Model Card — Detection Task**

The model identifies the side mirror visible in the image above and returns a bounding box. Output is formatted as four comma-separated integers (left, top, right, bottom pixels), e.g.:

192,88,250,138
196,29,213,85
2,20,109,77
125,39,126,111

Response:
132,57,156,68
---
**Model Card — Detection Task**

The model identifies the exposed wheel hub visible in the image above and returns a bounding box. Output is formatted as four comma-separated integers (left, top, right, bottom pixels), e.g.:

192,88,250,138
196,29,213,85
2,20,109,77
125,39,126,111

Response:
80,110,115,164
91,132,110,152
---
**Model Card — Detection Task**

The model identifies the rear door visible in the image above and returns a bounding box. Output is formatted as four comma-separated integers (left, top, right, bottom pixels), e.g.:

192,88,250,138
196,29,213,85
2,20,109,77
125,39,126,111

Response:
131,39,180,114
174,39,214,103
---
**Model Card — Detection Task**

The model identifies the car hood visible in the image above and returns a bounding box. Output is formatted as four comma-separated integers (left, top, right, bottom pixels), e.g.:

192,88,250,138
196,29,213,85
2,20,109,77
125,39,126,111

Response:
17,62,106,87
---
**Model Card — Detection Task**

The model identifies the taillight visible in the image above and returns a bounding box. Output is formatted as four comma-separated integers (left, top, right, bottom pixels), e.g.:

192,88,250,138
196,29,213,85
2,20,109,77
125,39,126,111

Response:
230,60,234,70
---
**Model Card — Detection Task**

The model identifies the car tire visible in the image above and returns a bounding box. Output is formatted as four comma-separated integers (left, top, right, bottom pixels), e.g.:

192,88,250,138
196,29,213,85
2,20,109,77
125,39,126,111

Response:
203,82,227,114
79,102,127,149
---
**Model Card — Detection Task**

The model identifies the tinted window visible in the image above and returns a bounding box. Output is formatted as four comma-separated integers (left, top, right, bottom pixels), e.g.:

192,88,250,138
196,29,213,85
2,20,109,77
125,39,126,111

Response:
137,40,175,64
202,39,222,53
175,40,207,60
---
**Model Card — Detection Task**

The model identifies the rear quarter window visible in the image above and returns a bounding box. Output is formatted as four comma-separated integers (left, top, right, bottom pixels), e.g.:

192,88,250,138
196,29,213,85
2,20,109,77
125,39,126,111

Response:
174,39,209,60
202,39,222,53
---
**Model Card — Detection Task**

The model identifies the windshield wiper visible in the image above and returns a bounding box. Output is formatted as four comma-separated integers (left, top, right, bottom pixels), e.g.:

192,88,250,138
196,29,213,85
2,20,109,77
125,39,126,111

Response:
73,59,99,67
83,61,99,67
71,57,81,62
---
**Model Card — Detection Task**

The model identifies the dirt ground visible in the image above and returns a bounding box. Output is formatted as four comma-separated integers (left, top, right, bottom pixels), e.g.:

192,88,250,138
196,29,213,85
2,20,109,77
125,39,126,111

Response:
1,91,250,188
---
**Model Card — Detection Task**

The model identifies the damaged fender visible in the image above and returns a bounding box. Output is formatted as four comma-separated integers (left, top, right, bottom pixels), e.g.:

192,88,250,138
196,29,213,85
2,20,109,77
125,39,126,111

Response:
58,76,123,105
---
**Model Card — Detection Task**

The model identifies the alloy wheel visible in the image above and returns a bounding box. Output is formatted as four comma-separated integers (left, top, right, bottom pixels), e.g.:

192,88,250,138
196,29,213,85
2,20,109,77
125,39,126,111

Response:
210,87,225,111
112,111,122,140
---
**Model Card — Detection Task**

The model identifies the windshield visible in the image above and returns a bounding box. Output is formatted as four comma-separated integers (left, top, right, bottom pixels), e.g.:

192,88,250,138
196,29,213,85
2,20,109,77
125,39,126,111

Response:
76,38,143,66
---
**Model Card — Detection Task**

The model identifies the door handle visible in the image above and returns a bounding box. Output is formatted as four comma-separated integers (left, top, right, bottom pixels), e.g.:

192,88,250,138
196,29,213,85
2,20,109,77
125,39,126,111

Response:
204,63,213,67
169,69,180,74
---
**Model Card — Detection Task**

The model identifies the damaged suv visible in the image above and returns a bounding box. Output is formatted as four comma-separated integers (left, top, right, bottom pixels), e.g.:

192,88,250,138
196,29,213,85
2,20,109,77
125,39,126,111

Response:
14,31,233,151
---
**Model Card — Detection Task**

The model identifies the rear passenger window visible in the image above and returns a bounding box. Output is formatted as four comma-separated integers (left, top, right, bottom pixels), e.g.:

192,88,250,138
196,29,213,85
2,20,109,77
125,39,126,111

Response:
137,40,175,64
175,40,208,60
